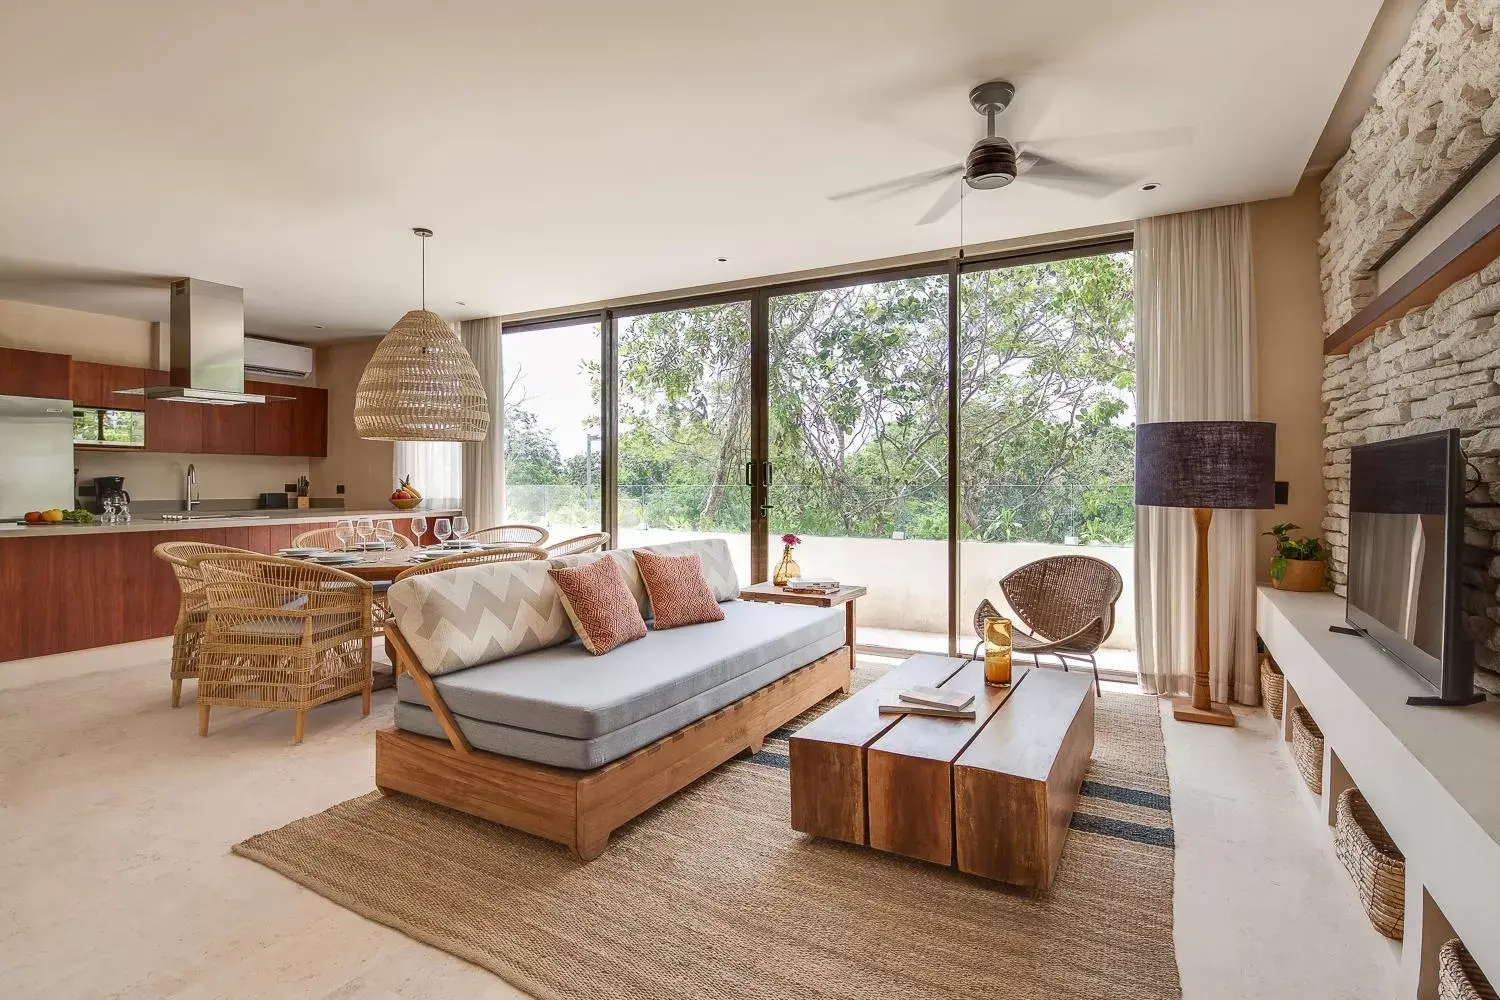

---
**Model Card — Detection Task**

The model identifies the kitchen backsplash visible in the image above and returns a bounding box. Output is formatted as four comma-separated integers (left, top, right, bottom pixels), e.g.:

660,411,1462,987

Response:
73,451,310,505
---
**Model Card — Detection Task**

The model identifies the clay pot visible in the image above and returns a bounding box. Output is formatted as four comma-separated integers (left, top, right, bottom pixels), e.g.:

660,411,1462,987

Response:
1274,558,1327,592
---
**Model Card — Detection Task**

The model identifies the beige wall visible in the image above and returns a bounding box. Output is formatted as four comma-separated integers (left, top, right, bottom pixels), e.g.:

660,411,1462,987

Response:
0,298,156,366
312,338,393,506
1250,175,1328,581
0,296,317,501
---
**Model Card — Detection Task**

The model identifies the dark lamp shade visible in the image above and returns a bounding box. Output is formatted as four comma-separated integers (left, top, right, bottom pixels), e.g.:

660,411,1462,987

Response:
1135,420,1276,510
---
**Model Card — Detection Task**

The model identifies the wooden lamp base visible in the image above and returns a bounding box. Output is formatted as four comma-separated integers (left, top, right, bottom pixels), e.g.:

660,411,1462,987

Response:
1172,697,1236,727
1176,507,1238,729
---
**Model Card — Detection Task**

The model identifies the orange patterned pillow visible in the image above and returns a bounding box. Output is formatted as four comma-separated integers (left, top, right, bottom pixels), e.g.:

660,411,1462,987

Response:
548,556,648,655
633,549,726,630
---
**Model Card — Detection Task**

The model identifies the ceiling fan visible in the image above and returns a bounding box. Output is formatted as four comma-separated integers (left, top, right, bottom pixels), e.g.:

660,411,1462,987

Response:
830,80,1133,226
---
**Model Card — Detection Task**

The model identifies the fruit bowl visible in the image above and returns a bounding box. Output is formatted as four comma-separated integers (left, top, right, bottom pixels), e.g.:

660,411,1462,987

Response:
390,497,421,511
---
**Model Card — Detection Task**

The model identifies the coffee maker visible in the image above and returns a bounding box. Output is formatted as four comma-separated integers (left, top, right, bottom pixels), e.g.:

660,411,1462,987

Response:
91,476,130,512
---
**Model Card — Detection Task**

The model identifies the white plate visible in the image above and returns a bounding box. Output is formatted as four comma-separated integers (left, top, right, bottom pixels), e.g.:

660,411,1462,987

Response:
309,553,362,564
354,540,395,550
278,547,325,557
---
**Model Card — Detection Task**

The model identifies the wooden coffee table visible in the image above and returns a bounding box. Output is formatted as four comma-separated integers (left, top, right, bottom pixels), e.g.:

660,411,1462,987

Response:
789,653,1094,889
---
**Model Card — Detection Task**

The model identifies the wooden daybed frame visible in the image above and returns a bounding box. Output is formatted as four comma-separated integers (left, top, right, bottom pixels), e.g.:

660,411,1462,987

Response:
375,623,853,860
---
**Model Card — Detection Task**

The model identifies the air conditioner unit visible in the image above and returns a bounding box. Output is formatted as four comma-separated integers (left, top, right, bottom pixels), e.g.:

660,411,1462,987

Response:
244,336,314,381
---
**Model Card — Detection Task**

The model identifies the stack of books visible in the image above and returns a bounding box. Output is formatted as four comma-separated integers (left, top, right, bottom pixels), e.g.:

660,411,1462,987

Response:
876,685,976,719
784,576,841,595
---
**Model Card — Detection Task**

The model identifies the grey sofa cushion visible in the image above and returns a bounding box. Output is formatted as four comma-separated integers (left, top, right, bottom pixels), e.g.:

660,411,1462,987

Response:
396,599,843,739
395,628,845,769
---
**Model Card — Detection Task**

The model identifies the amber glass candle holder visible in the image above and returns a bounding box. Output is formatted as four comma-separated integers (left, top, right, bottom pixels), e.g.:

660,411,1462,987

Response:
983,616,1013,686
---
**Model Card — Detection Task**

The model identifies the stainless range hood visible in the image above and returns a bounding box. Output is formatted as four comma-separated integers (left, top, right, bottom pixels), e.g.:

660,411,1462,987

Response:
117,278,286,405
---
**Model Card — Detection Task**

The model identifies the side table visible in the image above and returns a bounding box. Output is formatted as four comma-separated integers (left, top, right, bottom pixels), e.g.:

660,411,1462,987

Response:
739,582,867,649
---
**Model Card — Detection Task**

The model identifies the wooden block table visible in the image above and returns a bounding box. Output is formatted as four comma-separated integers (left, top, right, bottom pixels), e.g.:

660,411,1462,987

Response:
738,582,866,649
789,653,1094,890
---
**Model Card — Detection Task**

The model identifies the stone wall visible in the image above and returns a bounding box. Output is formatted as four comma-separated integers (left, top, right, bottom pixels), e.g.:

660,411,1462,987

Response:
1320,0,1500,334
1321,257,1500,685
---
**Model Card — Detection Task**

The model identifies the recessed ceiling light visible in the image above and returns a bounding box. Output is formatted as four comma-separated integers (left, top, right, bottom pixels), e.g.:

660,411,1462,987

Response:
716,257,728,263
314,324,325,329
455,300,466,306
1141,182,1160,192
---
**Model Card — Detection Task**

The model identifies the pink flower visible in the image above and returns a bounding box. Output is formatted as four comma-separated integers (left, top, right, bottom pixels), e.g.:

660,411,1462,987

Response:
781,533,801,546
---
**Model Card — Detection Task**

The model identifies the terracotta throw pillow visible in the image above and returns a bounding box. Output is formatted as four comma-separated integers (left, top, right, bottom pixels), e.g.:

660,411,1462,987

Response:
633,548,726,630
548,556,648,655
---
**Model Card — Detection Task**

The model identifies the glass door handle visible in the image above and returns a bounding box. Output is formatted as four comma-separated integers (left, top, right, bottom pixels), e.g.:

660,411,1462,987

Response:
745,461,754,487
762,462,773,486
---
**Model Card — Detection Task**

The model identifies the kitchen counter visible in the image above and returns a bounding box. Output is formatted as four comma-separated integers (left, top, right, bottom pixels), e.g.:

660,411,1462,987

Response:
0,506,461,538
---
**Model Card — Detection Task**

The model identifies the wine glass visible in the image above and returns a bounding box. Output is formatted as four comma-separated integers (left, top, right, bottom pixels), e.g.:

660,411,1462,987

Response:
375,519,395,548
355,516,374,549
434,517,453,547
453,515,470,545
409,515,428,548
334,519,355,552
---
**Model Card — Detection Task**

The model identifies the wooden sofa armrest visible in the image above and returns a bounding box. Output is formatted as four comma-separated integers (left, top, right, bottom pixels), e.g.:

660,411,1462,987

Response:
385,622,473,755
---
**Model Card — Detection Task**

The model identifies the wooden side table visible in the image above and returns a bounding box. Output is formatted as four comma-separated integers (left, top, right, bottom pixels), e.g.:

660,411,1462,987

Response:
739,582,867,649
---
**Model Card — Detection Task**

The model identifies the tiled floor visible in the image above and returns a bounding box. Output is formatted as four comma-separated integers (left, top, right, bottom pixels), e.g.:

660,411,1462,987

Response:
0,640,1397,999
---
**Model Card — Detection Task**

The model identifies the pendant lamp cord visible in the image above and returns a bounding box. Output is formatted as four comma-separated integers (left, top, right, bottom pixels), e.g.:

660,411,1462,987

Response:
420,235,426,311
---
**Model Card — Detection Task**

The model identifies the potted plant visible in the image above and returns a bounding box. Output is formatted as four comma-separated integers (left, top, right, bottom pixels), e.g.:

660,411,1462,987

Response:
1263,523,1330,592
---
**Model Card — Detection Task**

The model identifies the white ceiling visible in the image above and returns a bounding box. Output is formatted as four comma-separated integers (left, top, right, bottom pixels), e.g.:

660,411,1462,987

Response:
0,0,1382,342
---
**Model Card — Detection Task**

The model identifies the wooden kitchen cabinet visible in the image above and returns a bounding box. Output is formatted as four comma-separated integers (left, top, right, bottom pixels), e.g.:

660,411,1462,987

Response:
69,361,150,410
0,347,71,400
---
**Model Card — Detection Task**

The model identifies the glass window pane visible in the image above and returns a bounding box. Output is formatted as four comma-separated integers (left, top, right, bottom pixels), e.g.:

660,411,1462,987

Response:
957,251,1136,674
615,302,751,583
768,275,949,653
501,321,602,539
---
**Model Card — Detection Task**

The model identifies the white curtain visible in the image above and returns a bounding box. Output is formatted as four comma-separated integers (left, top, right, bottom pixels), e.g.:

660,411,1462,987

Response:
461,317,505,529
1135,205,1260,704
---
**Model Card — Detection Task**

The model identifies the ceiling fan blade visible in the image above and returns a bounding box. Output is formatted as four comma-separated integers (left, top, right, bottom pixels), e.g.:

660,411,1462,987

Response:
1016,152,1133,197
916,176,965,226
827,164,962,203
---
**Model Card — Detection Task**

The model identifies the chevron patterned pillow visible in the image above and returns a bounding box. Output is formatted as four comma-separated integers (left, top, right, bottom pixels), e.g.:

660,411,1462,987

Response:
633,549,726,630
387,560,575,676
549,555,648,655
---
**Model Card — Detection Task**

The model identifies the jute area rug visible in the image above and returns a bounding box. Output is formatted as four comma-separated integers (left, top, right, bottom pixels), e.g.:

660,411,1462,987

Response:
235,667,1181,1000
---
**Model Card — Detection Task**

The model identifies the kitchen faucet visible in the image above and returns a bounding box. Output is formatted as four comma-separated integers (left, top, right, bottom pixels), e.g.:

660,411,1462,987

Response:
183,463,200,511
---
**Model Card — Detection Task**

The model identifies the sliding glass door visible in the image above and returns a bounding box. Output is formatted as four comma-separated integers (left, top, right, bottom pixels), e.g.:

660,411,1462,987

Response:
498,242,1135,667
957,251,1136,668
501,319,603,539
767,273,950,651
615,301,753,584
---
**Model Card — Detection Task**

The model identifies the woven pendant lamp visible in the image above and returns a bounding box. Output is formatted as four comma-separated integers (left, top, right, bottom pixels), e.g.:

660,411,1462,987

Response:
354,228,490,442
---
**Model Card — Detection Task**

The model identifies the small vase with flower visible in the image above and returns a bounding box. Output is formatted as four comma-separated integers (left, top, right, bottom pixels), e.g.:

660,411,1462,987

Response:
773,533,802,587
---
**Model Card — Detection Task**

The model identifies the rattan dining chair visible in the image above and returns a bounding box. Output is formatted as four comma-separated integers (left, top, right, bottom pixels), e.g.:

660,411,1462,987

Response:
469,523,550,546
971,554,1123,696
153,540,250,708
544,532,611,558
392,545,549,582
290,526,415,550
190,551,373,744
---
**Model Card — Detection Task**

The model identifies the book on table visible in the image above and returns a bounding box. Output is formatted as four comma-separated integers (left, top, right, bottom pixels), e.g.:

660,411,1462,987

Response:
898,685,975,711
876,694,977,719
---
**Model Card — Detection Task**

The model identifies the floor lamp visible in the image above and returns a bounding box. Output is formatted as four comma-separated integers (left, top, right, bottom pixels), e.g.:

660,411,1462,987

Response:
1136,420,1276,727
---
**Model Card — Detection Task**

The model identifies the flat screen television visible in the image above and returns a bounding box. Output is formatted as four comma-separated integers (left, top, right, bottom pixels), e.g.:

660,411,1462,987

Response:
1345,429,1476,704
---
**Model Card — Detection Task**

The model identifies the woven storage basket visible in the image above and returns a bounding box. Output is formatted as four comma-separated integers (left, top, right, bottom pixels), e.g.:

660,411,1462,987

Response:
1290,705,1324,794
1334,789,1405,940
1260,655,1285,721
1440,939,1499,1000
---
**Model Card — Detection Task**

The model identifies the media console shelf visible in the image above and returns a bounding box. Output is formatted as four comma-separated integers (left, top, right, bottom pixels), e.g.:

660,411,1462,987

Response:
1258,587,1500,999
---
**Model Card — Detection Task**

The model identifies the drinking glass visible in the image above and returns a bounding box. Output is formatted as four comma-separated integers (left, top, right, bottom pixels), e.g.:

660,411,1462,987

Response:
355,516,375,548
434,517,452,546
453,515,470,544
334,519,355,551
409,515,428,548
375,519,395,548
